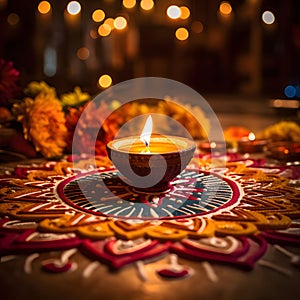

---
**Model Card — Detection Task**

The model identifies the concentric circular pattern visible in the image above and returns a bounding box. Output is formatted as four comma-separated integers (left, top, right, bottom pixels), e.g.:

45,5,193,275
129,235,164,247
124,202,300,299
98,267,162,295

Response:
58,169,241,220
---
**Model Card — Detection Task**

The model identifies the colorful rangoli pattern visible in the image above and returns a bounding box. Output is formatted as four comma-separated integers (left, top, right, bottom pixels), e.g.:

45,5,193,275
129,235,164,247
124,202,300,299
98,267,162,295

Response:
0,155,300,278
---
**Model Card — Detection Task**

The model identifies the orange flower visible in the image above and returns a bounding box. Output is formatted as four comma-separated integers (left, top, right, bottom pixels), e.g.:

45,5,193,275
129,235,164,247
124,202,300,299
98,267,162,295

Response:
13,93,67,158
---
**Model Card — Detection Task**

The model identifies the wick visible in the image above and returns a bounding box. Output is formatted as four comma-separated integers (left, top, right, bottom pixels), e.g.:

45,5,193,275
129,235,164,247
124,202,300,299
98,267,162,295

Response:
145,141,149,147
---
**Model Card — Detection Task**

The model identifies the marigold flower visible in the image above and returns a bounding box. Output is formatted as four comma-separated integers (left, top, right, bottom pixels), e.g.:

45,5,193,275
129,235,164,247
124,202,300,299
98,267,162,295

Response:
24,81,56,98
13,93,67,158
257,121,300,142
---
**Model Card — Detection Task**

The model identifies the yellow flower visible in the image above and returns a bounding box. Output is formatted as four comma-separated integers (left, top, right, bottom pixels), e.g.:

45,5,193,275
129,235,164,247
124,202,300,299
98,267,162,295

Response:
61,86,90,107
257,121,300,142
24,81,56,98
13,93,67,158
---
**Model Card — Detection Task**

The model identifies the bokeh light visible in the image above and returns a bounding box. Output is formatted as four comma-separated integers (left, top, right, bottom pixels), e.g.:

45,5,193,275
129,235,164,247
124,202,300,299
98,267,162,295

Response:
7,13,20,26
175,27,189,41
98,74,112,88
123,0,136,9
98,24,111,36
104,18,115,30
89,29,98,39
284,85,297,98
219,1,232,16
262,11,275,25
77,47,90,60
92,9,105,22
179,6,190,20
67,1,81,15
167,5,181,19
114,16,127,30
140,0,154,11
191,21,204,34
38,1,51,14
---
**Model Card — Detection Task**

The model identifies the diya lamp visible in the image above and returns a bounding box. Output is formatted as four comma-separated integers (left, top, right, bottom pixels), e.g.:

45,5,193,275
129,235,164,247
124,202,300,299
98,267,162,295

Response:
198,140,230,153
237,132,268,154
106,115,196,192
266,141,300,162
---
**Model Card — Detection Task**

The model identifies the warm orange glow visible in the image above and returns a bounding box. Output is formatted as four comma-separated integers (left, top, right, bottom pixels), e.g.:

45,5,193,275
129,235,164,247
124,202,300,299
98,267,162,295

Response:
0,0,7,9
114,16,127,30
167,5,181,19
123,0,136,9
7,13,20,25
191,21,204,33
92,9,105,22
104,18,115,30
67,1,81,15
98,24,111,36
98,75,112,88
219,1,232,16
248,132,256,141
77,47,90,60
38,1,51,14
179,6,190,19
140,0,154,11
175,27,189,41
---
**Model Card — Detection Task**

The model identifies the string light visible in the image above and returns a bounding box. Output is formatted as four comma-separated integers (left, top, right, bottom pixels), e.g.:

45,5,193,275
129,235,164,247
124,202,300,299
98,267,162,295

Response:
175,27,189,41
123,0,136,9
98,75,112,88
140,0,154,11
179,6,190,20
92,9,105,22
38,1,51,14
114,16,127,30
66,1,81,15
98,24,111,36
167,5,181,19
262,11,275,25
104,18,115,30
219,1,232,16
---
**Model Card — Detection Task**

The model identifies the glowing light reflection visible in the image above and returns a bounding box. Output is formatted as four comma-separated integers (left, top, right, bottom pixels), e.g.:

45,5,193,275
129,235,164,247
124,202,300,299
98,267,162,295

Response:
114,16,127,30
98,75,112,88
175,27,189,41
219,1,232,16
123,0,136,9
179,6,190,20
284,85,296,98
140,0,154,11
67,1,81,15
38,1,51,14
167,5,181,19
262,11,275,25
92,9,105,22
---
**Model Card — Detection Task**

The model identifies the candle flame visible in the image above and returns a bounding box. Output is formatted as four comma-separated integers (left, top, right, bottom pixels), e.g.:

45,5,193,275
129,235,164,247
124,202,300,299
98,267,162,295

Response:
140,115,152,146
248,132,255,141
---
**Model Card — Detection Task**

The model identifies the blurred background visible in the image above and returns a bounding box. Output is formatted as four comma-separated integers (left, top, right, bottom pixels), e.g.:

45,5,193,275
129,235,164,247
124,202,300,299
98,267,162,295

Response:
0,0,299,129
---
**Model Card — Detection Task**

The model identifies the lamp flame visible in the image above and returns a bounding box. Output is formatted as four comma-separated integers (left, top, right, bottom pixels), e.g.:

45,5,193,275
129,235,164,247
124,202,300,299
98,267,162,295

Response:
248,132,256,141
140,115,152,146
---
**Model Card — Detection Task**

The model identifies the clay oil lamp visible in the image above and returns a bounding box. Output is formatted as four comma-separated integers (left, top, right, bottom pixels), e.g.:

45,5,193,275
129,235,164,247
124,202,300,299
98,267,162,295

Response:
106,115,196,192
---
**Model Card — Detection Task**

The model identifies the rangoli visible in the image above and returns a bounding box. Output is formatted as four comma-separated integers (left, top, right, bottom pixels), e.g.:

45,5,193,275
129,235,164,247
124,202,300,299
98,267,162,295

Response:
0,154,299,279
